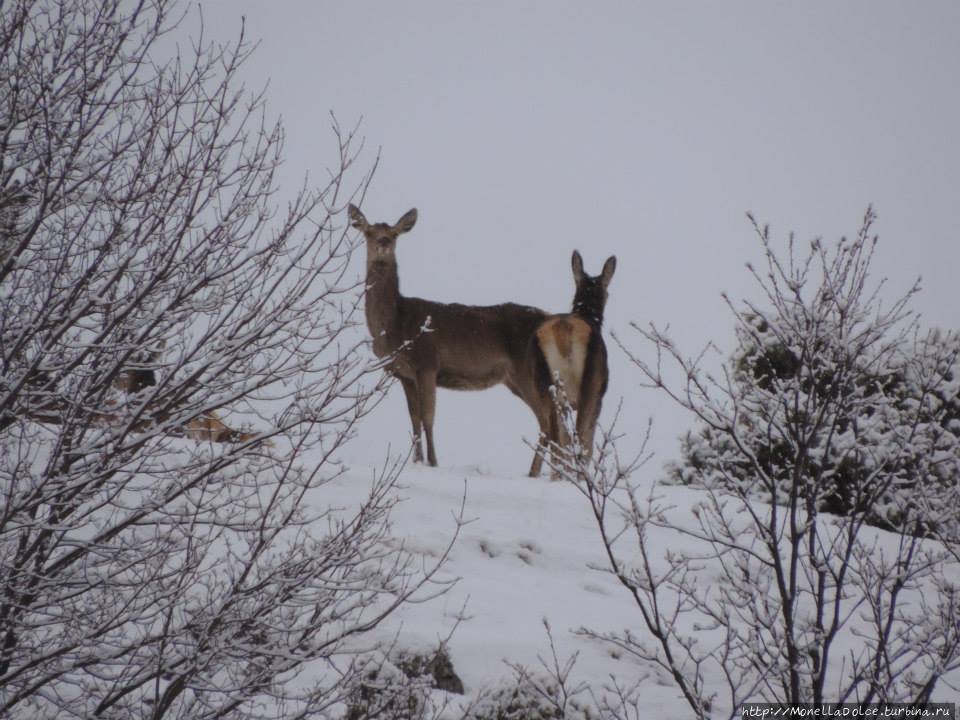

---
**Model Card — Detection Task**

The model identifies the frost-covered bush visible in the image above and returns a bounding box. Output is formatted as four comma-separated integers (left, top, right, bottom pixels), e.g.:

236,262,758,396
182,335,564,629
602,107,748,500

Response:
666,212,960,538
343,645,464,720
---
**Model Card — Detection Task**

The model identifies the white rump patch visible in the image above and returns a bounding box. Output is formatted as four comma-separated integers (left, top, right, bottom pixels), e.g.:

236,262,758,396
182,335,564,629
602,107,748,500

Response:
537,316,591,410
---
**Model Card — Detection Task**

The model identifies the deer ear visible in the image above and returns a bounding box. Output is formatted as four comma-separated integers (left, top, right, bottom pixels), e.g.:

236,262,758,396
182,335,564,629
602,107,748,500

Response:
348,204,368,230
393,208,418,234
601,255,617,288
571,250,585,283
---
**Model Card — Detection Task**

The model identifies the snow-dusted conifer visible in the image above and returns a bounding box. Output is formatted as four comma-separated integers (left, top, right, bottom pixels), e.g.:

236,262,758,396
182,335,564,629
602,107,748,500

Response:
666,210,960,538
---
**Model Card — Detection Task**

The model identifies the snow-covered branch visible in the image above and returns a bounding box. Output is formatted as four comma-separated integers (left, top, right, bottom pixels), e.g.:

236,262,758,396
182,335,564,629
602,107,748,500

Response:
562,212,960,717
0,2,448,717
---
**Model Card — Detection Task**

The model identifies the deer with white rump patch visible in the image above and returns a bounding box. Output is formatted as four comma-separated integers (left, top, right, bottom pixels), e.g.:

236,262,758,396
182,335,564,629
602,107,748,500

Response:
531,250,615,475
350,204,558,473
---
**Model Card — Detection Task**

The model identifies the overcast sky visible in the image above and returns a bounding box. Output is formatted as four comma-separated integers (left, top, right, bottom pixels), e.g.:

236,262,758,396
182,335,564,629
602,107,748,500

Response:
195,1,960,475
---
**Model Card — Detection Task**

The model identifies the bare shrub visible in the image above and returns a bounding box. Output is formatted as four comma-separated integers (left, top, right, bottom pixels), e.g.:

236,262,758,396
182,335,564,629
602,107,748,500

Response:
557,211,960,717
0,1,454,717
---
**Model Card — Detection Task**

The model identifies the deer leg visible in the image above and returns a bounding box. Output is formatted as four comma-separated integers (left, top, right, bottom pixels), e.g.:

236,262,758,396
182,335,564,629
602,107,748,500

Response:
575,402,601,463
417,369,439,467
507,374,555,478
509,377,551,478
398,376,424,463
543,376,577,479
575,376,604,463
550,400,575,480
527,396,553,478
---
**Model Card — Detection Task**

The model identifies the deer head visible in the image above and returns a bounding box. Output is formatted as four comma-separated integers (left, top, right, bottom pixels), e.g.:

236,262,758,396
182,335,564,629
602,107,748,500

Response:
348,204,418,267
571,250,616,324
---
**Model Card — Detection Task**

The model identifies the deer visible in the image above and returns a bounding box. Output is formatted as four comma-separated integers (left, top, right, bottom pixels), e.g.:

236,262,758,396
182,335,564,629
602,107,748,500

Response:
349,203,558,474
532,250,615,475
111,346,264,444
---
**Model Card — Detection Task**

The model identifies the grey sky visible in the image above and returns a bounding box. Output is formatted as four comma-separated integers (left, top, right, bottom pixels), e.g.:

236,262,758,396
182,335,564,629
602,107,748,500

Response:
197,1,960,473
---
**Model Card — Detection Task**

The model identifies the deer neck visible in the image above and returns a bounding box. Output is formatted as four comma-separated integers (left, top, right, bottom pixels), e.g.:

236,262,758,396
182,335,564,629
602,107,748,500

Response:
365,258,401,354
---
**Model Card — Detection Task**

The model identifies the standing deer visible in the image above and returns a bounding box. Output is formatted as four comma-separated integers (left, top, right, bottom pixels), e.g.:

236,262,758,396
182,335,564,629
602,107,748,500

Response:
533,250,615,474
350,204,556,473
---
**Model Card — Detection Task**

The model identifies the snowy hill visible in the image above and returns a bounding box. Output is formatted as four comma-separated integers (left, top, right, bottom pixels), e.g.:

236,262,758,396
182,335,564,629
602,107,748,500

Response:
308,454,960,719
310,457,680,716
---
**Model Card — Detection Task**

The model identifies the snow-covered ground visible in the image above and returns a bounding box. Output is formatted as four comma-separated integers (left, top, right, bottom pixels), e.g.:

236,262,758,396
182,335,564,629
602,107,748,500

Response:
308,457,676,714
306,451,960,718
